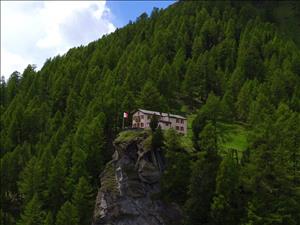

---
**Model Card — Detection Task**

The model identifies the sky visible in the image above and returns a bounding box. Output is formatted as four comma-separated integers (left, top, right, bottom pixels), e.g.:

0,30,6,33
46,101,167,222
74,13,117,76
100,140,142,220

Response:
1,0,175,80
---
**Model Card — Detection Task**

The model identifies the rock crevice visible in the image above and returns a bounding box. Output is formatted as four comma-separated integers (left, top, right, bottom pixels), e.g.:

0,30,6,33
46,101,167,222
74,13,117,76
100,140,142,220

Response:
92,131,182,225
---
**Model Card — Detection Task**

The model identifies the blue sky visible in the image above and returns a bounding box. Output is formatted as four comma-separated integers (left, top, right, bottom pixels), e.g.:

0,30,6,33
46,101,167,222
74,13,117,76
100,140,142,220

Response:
1,1,175,80
107,1,174,27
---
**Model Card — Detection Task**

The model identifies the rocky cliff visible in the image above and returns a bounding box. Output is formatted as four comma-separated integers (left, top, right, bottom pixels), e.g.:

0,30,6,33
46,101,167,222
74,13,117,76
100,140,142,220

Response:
92,130,182,225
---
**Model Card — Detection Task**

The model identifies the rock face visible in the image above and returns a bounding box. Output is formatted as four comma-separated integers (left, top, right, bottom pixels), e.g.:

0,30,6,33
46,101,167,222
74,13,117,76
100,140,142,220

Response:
92,131,182,225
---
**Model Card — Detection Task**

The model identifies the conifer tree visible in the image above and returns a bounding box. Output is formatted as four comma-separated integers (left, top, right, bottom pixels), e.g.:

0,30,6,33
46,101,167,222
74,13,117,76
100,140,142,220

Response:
185,150,221,225
157,63,176,102
38,148,54,204
69,147,88,187
137,81,166,112
55,201,79,225
46,157,67,213
6,71,20,103
72,177,94,225
199,122,218,152
17,195,45,225
43,212,54,225
149,115,159,132
211,150,243,225
151,126,164,150
192,92,222,150
1,2,300,224
0,76,7,107
18,157,43,204
161,129,191,204
85,114,106,183
236,81,255,121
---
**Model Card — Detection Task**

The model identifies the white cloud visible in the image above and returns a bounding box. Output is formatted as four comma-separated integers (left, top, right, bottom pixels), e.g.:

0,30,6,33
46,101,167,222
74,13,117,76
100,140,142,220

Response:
1,48,32,77
1,1,116,80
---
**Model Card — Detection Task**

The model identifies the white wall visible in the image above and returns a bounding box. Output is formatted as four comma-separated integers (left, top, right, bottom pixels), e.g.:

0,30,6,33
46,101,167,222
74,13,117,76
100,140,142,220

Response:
132,111,187,134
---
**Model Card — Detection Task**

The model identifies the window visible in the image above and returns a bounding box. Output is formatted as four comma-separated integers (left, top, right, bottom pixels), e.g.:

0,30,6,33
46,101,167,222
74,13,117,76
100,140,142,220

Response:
141,123,144,127
181,127,184,131
134,116,140,122
176,119,179,123
141,115,144,119
147,115,151,120
176,126,179,130
181,119,184,124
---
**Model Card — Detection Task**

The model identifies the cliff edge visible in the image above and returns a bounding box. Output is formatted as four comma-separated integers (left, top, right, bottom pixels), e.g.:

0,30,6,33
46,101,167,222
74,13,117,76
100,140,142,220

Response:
92,130,182,225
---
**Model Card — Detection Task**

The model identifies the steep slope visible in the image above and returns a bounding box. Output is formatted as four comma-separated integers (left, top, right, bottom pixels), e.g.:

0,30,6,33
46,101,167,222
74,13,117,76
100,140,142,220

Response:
1,1,299,225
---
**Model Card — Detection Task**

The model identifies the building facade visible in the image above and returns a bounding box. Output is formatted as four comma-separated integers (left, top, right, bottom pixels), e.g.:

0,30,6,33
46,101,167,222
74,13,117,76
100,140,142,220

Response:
132,109,187,135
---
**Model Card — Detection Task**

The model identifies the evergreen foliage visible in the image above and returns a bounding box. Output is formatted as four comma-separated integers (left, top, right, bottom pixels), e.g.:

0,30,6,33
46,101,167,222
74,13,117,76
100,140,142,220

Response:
1,1,299,225
55,201,79,225
17,195,45,225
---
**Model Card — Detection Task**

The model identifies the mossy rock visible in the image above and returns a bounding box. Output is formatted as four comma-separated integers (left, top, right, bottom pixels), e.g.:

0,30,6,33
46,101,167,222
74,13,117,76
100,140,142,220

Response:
100,162,118,194
115,130,146,144
142,135,152,152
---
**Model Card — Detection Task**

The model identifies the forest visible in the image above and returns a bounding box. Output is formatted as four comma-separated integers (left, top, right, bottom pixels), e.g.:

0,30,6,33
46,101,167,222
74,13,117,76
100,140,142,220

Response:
0,1,300,225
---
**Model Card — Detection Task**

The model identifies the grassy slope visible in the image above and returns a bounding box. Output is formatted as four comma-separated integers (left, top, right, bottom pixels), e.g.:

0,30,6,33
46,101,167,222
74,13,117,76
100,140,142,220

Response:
218,122,248,151
115,130,146,143
183,115,249,157
218,122,248,160
117,116,249,157
181,114,196,151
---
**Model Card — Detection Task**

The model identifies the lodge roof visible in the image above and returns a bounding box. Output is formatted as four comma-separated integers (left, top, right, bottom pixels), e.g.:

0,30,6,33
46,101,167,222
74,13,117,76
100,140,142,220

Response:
135,108,186,120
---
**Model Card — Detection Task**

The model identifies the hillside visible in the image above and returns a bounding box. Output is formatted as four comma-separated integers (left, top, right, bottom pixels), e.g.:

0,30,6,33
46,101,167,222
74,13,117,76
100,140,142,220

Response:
1,1,300,225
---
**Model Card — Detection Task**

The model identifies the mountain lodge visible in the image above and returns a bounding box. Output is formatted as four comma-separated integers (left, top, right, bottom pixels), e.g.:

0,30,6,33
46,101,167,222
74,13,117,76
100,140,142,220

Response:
132,109,187,135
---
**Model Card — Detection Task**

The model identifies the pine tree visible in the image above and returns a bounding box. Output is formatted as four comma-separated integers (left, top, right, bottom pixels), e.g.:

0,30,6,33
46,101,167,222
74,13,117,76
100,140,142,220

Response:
43,212,54,225
192,92,222,150
161,129,190,204
172,48,186,80
242,104,300,225
157,63,177,105
85,114,106,183
185,151,221,225
182,59,199,107
211,150,243,225
6,71,20,103
0,76,7,107
72,177,94,225
17,195,45,225
7,104,25,148
46,157,67,213
18,157,43,203
151,126,164,150
38,148,54,204
1,2,300,224
236,81,255,121
137,81,166,112
200,17,219,50
199,122,218,152
164,128,181,152
238,38,265,80
55,201,79,225
149,115,159,132
69,147,88,187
